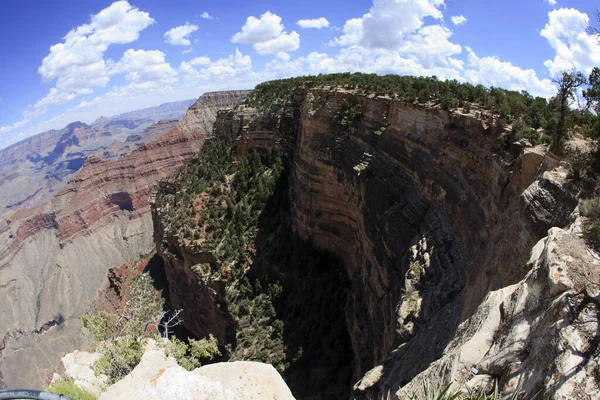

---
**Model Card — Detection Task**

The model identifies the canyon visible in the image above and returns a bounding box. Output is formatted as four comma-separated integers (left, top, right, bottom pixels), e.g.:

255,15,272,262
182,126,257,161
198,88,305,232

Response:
0,90,249,388
151,82,594,399
0,99,195,214
1,76,597,399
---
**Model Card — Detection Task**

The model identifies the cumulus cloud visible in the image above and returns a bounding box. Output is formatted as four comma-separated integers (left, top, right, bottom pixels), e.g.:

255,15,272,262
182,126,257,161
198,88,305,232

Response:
164,22,199,46
326,0,462,78
254,31,300,55
37,1,154,100
180,49,255,85
541,8,600,77
451,15,467,26
201,12,213,20
232,11,284,43
545,0,557,5
332,0,445,49
273,0,557,98
297,17,329,29
232,11,300,55
111,49,177,84
464,47,556,98
189,56,211,66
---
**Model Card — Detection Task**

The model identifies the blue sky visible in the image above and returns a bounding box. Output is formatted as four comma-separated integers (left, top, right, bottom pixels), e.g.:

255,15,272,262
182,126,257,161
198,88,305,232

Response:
0,0,599,149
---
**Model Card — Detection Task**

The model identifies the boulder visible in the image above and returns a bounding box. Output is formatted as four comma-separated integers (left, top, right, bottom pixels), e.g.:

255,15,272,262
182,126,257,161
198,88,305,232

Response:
521,166,580,236
194,361,295,400
99,350,295,400
54,350,106,396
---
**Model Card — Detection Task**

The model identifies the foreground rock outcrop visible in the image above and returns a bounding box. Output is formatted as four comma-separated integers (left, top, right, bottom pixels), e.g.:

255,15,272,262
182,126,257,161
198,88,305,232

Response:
0,90,249,388
99,351,295,400
390,218,600,399
151,82,589,398
52,345,295,400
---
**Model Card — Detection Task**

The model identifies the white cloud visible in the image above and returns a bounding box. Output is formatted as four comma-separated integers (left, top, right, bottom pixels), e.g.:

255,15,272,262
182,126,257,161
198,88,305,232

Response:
232,11,301,55
37,0,154,98
201,12,213,20
297,17,329,29
464,47,556,98
545,0,557,5
111,49,177,85
254,31,300,55
332,0,445,49
189,56,211,66
164,22,199,46
327,1,463,78
232,11,284,44
180,49,255,86
1,0,154,136
451,15,467,26
541,8,600,77
0,119,29,135
330,18,363,47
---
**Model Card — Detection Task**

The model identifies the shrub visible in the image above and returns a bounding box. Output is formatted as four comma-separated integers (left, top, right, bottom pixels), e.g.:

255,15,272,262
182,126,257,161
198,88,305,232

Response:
580,197,600,244
164,335,221,371
81,272,164,383
397,379,528,399
47,380,97,400
82,271,221,382
566,147,591,182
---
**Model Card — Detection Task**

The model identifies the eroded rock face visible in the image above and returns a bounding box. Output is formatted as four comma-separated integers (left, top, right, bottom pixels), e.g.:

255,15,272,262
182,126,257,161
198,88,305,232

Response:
151,209,233,344
521,166,580,237
166,87,582,397
0,91,249,388
394,220,600,399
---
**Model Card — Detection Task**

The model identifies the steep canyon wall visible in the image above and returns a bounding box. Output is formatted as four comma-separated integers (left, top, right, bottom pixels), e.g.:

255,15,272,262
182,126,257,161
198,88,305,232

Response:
154,87,582,398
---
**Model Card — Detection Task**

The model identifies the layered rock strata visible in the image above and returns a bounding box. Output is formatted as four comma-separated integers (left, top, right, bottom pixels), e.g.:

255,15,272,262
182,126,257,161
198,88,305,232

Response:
154,87,583,398
0,90,249,388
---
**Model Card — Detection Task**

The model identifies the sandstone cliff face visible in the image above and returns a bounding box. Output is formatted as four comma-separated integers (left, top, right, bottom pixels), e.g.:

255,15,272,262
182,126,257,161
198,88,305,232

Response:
0,90,249,388
154,87,583,398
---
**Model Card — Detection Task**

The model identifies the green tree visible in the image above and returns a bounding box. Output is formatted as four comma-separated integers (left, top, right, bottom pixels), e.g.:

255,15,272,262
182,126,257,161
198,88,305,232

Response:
550,70,586,152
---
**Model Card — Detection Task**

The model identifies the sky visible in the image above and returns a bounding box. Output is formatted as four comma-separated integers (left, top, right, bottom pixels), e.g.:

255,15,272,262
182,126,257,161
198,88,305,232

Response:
0,0,599,150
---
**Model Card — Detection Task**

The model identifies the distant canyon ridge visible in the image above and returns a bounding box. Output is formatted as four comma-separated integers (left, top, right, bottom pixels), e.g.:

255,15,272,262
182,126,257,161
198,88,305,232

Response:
0,99,197,215
0,91,250,388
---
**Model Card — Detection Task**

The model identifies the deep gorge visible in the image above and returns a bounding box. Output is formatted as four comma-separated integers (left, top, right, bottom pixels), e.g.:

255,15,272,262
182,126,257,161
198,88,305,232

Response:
149,82,582,398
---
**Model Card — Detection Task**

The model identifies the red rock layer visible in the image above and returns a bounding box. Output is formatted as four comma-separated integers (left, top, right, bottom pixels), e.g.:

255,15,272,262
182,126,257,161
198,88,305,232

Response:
1,91,250,271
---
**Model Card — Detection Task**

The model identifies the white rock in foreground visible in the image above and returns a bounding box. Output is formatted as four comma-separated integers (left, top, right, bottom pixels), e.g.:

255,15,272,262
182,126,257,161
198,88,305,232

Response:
99,349,295,400
194,361,295,399
53,350,106,396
